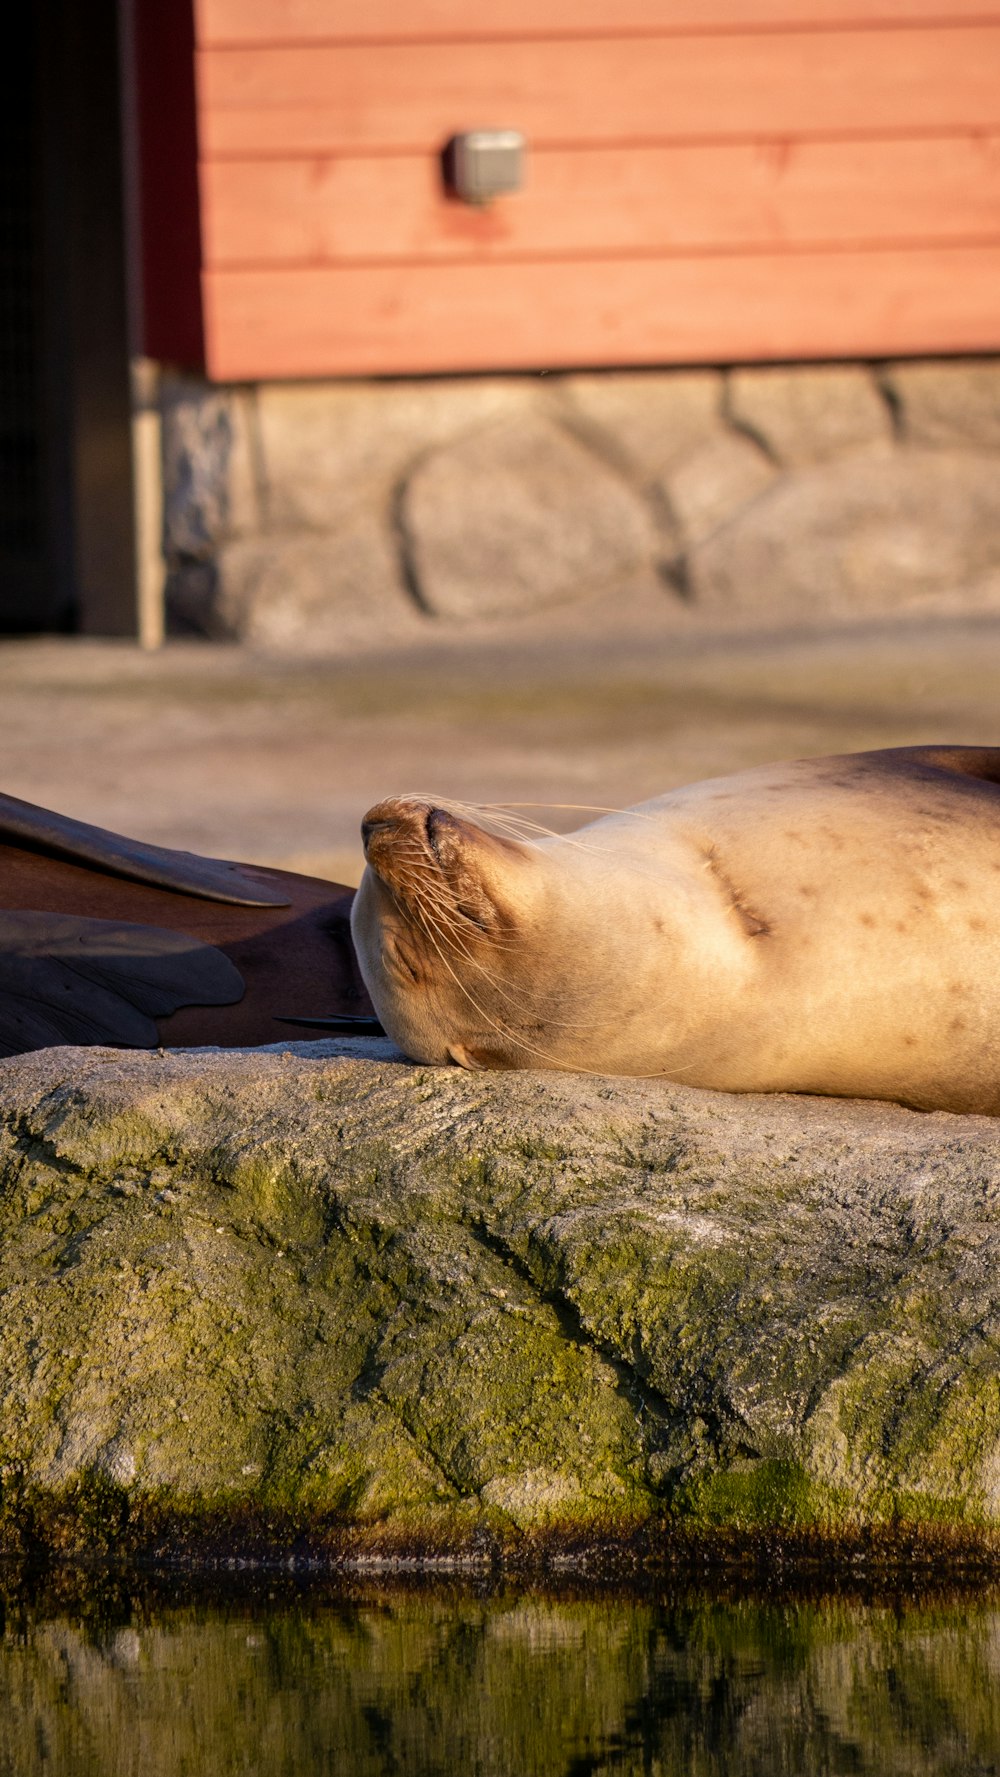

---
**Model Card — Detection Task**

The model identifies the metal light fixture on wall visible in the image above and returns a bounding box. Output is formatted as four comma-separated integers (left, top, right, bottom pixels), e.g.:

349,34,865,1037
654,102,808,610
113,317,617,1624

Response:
442,130,526,204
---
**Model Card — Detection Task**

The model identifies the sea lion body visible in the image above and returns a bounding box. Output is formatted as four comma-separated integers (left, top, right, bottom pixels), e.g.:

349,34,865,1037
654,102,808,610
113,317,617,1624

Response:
0,792,372,1052
2,842,369,1048
351,746,1000,1114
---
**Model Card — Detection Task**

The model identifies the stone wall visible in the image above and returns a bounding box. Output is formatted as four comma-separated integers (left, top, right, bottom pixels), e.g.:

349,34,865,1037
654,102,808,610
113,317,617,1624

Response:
160,359,1000,650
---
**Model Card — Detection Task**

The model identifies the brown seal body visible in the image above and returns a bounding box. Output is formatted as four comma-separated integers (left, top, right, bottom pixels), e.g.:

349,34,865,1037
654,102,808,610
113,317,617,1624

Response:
351,745,1000,1114
0,792,372,1052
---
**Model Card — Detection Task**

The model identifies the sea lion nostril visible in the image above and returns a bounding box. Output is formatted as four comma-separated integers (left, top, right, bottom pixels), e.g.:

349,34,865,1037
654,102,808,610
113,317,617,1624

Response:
361,817,392,854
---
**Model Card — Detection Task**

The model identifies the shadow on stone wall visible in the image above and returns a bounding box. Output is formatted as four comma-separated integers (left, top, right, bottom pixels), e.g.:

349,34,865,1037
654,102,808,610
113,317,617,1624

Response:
161,361,1000,651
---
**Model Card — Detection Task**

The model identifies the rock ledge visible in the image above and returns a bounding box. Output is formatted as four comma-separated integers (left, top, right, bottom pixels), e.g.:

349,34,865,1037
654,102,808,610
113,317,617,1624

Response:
2,1041,1000,1558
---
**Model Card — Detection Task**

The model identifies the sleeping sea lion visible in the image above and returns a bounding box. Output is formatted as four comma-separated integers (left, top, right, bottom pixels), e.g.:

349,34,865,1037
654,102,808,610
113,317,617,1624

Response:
350,745,1000,1115
0,791,376,1054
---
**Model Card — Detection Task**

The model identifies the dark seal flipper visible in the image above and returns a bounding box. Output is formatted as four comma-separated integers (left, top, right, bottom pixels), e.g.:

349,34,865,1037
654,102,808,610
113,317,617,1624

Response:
0,792,373,1051
275,1014,384,1033
0,791,290,907
0,911,244,1056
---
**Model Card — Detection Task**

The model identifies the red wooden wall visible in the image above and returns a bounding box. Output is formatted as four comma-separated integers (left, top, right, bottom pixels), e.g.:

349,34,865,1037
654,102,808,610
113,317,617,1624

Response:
137,0,1000,378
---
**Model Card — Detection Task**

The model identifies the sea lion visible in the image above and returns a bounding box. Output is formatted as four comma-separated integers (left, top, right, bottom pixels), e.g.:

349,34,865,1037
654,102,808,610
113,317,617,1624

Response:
0,791,375,1053
350,745,1000,1115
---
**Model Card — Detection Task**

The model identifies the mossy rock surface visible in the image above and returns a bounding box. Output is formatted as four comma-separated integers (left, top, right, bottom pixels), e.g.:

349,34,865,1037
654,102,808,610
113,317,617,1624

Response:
1,1040,1000,1554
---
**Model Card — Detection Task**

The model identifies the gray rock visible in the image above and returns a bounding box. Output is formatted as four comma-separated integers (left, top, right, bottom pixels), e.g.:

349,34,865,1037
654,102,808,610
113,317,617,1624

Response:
668,432,776,546
558,371,774,555
729,365,893,465
212,521,423,651
2,1042,1000,1546
161,381,260,561
257,378,534,533
886,359,1000,451
558,369,724,480
401,414,655,620
161,386,230,562
689,450,1000,616
164,559,223,638
225,389,263,538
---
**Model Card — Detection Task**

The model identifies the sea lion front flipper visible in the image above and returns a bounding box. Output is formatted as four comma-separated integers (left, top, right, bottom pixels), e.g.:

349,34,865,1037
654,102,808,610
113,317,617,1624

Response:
0,791,290,908
0,911,245,1056
274,1015,385,1033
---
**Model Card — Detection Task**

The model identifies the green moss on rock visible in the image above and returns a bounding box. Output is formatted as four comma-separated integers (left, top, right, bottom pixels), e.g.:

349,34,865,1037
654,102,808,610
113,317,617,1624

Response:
1,1041,1000,1557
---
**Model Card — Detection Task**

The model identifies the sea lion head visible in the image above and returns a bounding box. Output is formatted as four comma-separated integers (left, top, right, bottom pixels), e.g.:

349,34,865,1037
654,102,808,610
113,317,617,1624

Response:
351,796,590,1069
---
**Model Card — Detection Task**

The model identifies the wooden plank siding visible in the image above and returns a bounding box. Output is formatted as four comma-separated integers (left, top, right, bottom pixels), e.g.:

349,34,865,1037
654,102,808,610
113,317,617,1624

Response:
197,32,1000,154
142,2,1000,377
202,246,1000,378
195,1,1000,44
201,139,1000,266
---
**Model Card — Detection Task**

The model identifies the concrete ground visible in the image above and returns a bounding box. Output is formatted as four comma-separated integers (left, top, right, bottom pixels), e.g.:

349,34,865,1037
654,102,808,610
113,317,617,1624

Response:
3,602,1000,886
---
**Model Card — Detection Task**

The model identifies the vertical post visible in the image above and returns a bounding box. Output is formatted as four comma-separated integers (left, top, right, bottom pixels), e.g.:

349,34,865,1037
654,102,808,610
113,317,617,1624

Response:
131,357,165,650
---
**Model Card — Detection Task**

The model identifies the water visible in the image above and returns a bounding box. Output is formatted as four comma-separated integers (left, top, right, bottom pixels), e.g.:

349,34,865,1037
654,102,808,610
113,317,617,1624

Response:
2,1578,999,1776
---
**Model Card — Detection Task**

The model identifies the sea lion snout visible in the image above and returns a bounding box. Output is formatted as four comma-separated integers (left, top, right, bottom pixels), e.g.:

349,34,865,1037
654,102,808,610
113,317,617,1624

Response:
357,793,545,991
360,798,506,888
360,797,431,877
360,798,482,917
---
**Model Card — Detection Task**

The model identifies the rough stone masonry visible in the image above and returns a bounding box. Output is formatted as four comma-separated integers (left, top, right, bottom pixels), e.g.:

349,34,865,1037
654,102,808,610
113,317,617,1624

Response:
3,1038,1000,1555
159,359,1000,650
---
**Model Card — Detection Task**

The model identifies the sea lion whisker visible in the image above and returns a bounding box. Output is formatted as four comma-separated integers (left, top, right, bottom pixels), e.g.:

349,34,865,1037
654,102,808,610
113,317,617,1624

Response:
458,950,624,1031
391,865,525,956
412,894,651,1066
391,883,561,1046
394,877,492,965
410,901,615,1027
374,833,494,927
412,911,581,1070
384,850,485,936
386,797,663,904
415,795,662,835
406,896,523,992
396,794,560,849
404,874,519,954
405,795,668,869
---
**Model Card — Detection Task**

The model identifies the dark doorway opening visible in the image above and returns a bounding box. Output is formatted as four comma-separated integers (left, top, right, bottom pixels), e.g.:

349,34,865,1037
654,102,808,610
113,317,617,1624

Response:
0,0,137,636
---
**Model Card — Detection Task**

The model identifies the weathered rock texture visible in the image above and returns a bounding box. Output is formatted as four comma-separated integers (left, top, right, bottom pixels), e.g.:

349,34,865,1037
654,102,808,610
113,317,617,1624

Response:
400,413,655,620
159,359,1000,647
3,1041,1000,1548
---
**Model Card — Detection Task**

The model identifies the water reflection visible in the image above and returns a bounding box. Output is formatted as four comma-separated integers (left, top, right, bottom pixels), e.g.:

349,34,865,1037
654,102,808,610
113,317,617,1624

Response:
2,1581,999,1775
